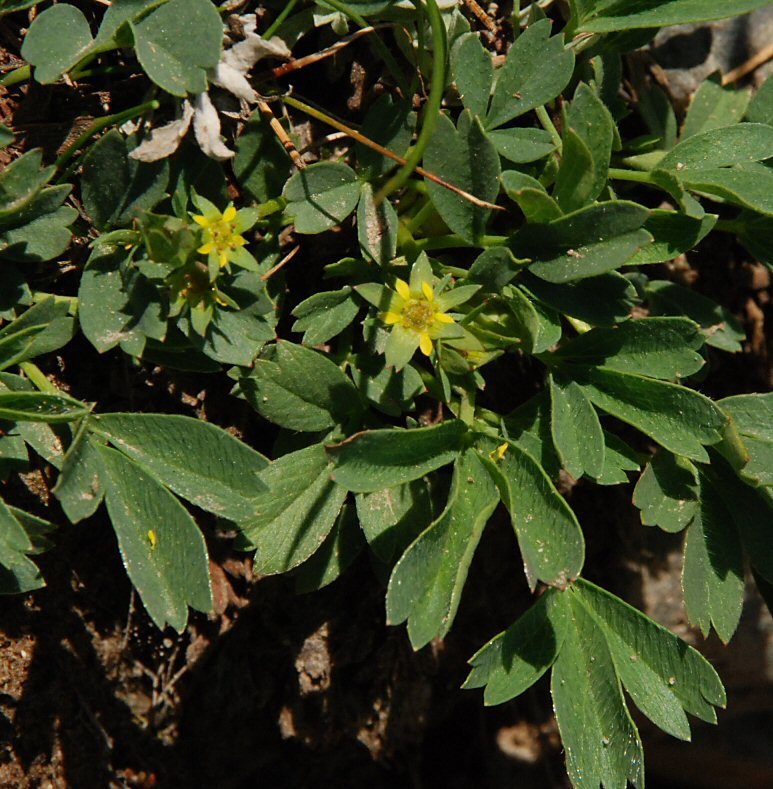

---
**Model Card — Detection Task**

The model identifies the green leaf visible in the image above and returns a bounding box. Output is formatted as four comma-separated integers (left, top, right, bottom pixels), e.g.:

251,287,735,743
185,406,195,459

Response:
81,130,168,230
328,420,467,493
746,72,773,125
0,391,89,423
21,4,94,84
708,460,773,584
719,392,773,486
658,123,773,171
463,589,565,704
593,431,641,486
677,163,773,216
483,443,584,589
501,170,562,223
357,183,398,265
78,248,153,354
0,150,53,220
485,19,575,130
0,1,41,21
681,75,750,138
555,83,615,211
682,476,744,643
578,0,773,33
291,287,360,346
95,0,170,44
283,162,361,234
553,129,596,215
453,33,493,118
551,590,644,789
502,392,562,480
424,110,500,244
522,271,637,327
626,209,717,266
507,285,562,354
191,270,275,367
516,201,651,283
294,502,363,593
98,445,212,632
487,128,555,164
0,496,44,594
577,367,726,462
575,579,726,727
468,247,524,292
633,450,699,533
355,478,432,563
646,279,744,353
233,109,292,203
386,450,499,649
0,123,12,149
0,203,76,263
240,443,348,574
554,317,706,380
239,341,360,432
549,372,605,479
93,413,268,522
130,0,223,96
0,298,75,366
52,421,105,523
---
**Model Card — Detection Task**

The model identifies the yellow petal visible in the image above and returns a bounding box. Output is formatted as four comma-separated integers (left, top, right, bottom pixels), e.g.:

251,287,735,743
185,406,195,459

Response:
192,214,210,227
434,311,455,324
219,251,229,268
382,311,403,325
223,205,237,222
231,234,247,248
421,280,435,302
419,332,433,356
395,278,411,301
198,242,214,254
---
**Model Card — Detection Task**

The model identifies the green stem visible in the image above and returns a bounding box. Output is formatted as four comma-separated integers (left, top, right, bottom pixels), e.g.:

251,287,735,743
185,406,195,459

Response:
263,0,300,39
1,65,31,88
414,234,508,251
405,197,436,234
317,0,410,98
374,0,446,205
55,99,160,175
607,167,659,185
535,106,562,152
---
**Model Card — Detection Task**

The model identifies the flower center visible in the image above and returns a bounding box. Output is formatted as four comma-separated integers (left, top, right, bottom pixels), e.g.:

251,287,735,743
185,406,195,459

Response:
209,220,238,251
402,299,434,331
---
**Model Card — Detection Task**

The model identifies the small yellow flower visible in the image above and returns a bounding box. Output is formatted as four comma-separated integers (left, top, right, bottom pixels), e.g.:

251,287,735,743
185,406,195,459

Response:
381,277,456,356
192,203,247,269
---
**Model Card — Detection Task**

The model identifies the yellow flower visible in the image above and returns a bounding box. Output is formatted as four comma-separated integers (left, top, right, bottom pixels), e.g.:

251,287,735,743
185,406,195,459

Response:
381,277,456,356
192,203,247,269
356,254,479,370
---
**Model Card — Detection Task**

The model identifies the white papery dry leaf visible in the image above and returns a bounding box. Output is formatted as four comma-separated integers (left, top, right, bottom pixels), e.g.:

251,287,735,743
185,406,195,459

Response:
209,34,291,102
129,100,194,162
128,28,289,161
193,91,235,161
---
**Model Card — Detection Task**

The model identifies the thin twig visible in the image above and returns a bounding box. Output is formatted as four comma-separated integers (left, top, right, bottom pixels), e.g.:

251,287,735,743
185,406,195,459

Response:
461,0,496,32
261,245,301,281
256,98,305,170
722,41,773,85
283,95,504,212
267,25,395,80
